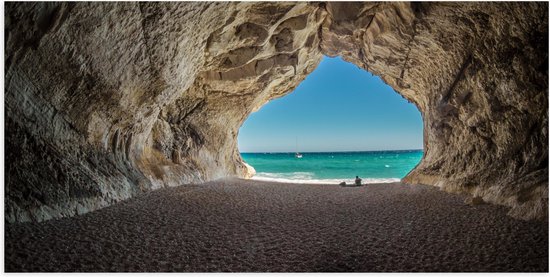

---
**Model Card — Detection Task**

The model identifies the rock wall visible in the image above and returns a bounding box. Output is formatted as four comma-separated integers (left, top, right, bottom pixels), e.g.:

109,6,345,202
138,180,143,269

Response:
320,2,549,220
5,2,548,222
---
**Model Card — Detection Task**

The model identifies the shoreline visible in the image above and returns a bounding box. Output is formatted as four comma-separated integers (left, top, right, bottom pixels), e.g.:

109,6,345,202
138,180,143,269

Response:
240,151,423,188
249,176,401,185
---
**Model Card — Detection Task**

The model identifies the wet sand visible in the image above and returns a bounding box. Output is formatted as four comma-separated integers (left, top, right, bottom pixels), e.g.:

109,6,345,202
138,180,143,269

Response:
5,179,548,272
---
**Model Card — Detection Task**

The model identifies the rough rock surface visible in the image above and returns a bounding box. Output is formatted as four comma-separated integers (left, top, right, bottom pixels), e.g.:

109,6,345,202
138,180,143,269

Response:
5,2,548,222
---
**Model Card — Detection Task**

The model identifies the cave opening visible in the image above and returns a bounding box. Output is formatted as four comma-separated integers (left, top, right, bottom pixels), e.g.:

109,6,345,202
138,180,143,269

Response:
238,56,424,184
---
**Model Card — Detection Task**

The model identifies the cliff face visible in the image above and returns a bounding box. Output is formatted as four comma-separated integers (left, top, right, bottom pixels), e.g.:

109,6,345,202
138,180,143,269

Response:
5,2,548,222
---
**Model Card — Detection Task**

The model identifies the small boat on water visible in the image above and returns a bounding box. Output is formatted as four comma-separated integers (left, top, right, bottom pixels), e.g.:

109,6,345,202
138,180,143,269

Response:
295,137,303,158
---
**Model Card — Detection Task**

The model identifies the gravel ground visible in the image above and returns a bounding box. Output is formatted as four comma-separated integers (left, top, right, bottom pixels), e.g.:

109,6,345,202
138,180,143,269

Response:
5,178,548,272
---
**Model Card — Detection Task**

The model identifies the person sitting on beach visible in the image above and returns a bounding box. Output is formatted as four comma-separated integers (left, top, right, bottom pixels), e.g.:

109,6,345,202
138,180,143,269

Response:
355,176,362,186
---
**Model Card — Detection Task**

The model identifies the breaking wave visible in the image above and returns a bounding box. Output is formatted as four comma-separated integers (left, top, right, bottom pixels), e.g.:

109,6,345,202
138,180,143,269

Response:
252,172,400,185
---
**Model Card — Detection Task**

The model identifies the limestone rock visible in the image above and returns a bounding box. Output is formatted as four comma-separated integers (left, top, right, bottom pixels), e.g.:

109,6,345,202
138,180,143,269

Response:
243,162,256,179
5,2,548,222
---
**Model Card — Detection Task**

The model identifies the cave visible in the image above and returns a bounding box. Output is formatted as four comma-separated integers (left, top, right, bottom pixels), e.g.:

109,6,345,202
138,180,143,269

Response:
5,2,548,225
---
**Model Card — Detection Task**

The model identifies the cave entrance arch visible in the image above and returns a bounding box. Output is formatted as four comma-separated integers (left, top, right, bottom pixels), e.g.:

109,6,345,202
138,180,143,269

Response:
5,2,546,222
145,2,545,220
237,56,424,184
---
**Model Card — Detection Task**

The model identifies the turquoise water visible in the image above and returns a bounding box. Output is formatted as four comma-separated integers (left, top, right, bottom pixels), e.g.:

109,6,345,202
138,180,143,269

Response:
241,150,423,184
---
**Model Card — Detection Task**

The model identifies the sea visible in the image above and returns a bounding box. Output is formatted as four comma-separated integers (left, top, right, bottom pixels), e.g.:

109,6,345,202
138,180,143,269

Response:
241,150,423,184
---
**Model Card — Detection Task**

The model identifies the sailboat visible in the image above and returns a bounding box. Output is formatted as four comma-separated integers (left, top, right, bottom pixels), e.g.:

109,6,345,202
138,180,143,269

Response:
295,137,303,158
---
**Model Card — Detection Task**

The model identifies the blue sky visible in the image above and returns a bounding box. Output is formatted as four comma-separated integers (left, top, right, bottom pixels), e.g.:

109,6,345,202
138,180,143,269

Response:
238,56,423,153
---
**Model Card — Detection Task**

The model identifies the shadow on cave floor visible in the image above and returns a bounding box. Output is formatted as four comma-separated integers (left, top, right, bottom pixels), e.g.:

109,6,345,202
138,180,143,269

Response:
5,179,548,272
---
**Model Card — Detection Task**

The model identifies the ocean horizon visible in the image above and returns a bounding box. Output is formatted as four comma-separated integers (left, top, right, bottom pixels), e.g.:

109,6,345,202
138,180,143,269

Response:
241,149,423,184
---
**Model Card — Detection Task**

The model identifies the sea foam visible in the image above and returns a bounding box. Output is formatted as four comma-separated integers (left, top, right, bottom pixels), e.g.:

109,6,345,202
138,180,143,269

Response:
252,172,400,185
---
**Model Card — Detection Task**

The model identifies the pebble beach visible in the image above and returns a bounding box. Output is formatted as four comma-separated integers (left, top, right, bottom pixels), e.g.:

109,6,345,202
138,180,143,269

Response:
5,178,548,272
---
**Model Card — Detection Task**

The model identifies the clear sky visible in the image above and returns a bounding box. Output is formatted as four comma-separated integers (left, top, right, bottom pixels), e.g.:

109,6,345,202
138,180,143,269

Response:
238,56,424,153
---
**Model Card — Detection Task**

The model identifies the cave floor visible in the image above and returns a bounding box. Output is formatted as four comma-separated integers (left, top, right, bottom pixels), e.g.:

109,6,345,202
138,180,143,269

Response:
5,179,548,272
